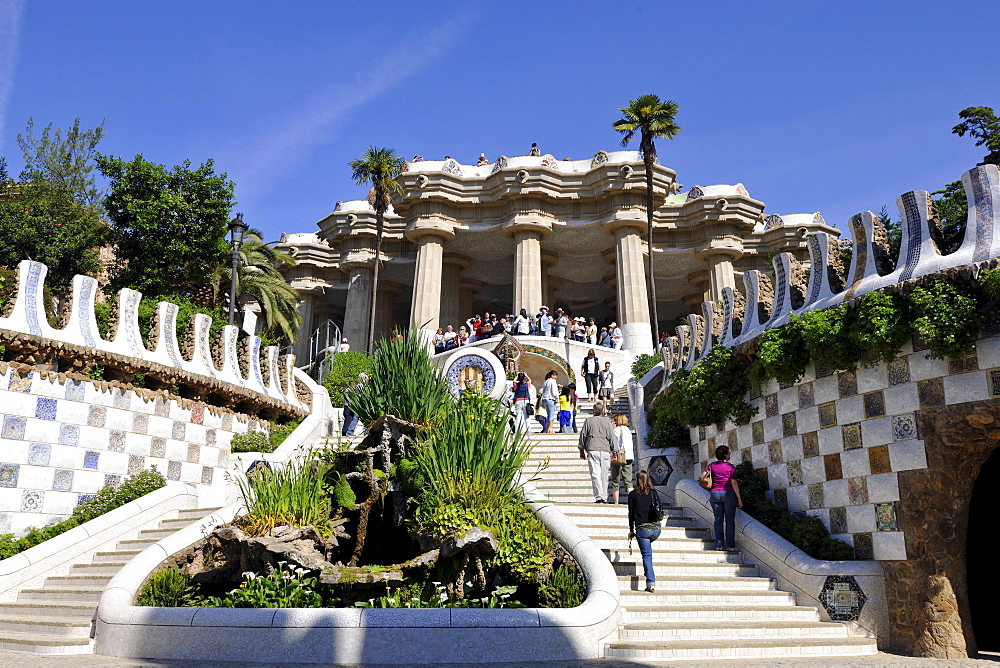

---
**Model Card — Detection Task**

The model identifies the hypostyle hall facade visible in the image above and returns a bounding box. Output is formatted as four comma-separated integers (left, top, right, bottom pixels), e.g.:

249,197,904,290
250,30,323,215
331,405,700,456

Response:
278,150,838,352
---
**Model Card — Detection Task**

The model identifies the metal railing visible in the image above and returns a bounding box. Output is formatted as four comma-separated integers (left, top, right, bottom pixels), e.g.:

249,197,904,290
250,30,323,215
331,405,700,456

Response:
283,319,341,380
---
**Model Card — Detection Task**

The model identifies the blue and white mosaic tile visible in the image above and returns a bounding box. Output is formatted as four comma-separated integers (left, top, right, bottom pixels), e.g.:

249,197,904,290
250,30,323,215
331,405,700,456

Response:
58,423,80,446
27,443,51,466
35,397,57,420
83,451,100,470
52,469,74,491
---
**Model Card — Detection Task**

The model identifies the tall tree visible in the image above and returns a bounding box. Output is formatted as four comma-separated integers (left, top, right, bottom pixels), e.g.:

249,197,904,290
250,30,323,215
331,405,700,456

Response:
17,117,106,206
96,154,235,296
348,146,406,354
613,95,681,347
212,229,302,342
933,106,1000,255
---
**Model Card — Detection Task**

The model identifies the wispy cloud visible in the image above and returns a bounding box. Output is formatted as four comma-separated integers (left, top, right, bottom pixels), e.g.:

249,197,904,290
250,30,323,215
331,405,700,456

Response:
0,0,23,150
228,12,476,199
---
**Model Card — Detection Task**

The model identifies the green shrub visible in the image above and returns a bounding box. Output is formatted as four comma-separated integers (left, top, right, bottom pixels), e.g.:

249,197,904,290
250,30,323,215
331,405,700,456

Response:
268,418,301,450
0,467,165,561
661,346,755,427
796,304,857,372
538,563,587,608
392,458,424,498
345,333,453,428
332,474,357,511
136,568,205,607
735,462,854,560
853,292,909,365
234,454,332,537
207,563,323,608
230,430,272,453
0,266,16,314
631,353,661,381
909,279,986,359
94,301,112,339
322,350,373,407
750,319,809,389
645,399,691,450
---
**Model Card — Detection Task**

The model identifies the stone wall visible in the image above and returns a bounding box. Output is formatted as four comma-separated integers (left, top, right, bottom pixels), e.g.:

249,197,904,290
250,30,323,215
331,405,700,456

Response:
0,361,258,536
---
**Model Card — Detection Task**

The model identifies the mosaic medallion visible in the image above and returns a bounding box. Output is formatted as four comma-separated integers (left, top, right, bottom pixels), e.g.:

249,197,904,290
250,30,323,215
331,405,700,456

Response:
819,402,838,429
875,502,898,531
887,357,910,386
445,352,498,396
829,506,848,534
765,394,778,418
868,445,891,475
917,378,945,407
782,413,797,437
802,431,820,458
892,414,917,441
842,422,863,450
647,456,673,486
820,575,867,620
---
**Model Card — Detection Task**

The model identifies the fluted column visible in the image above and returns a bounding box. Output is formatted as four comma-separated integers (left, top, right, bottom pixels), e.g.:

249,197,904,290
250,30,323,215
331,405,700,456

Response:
342,265,374,351
440,254,469,329
409,233,446,334
374,282,402,340
706,253,737,303
614,223,652,352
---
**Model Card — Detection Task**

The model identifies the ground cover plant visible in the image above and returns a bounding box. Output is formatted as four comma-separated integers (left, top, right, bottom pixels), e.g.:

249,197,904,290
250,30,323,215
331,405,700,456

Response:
0,468,166,560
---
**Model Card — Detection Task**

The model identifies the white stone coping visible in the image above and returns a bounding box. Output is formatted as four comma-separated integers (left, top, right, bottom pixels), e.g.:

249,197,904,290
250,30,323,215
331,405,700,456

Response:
0,483,199,603
94,480,621,663
675,479,888,647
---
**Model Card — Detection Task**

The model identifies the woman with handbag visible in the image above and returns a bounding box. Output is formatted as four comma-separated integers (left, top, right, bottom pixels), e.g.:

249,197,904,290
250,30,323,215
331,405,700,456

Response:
511,372,533,435
701,445,743,552
628,470,662,593
610,413,633,505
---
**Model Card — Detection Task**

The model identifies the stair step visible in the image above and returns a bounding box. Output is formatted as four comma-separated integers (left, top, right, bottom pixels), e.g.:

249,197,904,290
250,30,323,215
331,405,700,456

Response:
619,620,850,641
135,528,178,540
616,575,775,590
603,547,743,564
623,603,821,622
617,589,796,606
0,630,93,655
0,613,94,638
577,524,710,537
42,575,114,588
18,586,104,603
0,601,97,619
604,636,877,662
92,549,141,563
611,562,758,577
114,538,162,549
69,562,130,576
175,507,221,519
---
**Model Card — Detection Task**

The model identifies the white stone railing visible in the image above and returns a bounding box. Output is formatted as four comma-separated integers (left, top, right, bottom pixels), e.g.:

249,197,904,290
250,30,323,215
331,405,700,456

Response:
0,260,306,413
662,164,1000,379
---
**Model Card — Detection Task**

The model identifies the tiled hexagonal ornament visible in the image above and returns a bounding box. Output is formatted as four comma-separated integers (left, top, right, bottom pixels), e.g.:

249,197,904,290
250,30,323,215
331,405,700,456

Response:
21,490,43,513
0,463,19,488
820,575,867,620
819,402,837,429
892,414,918,442
875,502,898,531
647,456,673,486
838,371,858,398
887,357,910,386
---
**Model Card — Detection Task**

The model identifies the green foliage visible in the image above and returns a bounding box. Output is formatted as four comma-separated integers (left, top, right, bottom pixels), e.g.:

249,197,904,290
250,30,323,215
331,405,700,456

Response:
392,458,424,498
97,153,235,295
661,346,755,427
322,351,373,407
0,468,165,561
355,581,524,609
0,266,15,312
980,268,1000,299
93,301,112,339
645,399,691,450
795,304,856,372
345,333,453,428
735,462,854,561
136,568,205,607
538,564,587,608
230,430,273,454
490,503,555,580
750,319,809,388
17,117,106,206
136,295,227,344
952,106,1000,166
853,292,909,365
234,454,332,537
0,180,104,291
910,279,986,360
631,353,661,380
207,563,324,608
268,418,301,450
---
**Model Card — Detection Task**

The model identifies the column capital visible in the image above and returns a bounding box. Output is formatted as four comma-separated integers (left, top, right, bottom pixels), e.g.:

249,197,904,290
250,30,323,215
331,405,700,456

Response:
694,238,744,263
686,269,711,292
540,249,559,268
502,217,552,241
442,252,471,271
406,218,455,244
601,216,647,237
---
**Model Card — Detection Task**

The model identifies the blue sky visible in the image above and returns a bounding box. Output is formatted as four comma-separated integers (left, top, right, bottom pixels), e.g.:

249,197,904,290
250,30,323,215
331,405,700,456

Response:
1,0,998,243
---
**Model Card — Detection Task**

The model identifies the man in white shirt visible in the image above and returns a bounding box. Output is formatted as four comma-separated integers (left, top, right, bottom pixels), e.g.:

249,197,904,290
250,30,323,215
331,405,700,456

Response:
610,322,623,349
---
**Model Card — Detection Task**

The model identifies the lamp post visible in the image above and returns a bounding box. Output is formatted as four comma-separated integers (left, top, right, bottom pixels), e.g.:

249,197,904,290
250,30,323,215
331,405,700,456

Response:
228,213,249,325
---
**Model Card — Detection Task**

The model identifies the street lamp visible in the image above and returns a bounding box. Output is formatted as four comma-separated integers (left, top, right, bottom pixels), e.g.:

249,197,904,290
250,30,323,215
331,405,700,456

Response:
228,212,249,325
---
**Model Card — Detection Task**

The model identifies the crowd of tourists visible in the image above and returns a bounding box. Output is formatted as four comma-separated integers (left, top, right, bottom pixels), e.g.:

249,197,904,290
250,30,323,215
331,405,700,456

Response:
432,307,624,355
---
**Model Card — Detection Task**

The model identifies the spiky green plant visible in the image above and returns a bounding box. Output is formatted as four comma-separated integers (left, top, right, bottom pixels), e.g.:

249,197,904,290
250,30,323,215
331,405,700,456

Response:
233,454,331,536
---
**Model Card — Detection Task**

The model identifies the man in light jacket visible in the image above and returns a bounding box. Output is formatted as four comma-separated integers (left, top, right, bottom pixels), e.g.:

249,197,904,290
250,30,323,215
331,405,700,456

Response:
578,402,614,503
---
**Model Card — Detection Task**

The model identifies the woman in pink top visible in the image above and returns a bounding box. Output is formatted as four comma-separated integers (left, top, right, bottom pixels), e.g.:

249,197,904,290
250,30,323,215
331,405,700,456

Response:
703,445,743,551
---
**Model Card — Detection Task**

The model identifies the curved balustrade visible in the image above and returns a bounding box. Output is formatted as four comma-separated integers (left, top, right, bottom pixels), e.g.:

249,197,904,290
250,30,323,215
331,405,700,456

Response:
661,164,1000,380
0,260,306,414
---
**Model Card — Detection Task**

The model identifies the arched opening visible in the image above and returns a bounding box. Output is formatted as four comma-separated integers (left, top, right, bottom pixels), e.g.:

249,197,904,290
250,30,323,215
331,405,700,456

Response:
967,445,1000,651
519,352,570,386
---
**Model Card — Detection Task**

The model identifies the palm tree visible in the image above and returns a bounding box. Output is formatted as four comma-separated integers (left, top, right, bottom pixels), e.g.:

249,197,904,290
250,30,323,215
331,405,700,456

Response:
349,146,407,354
613,95,681,347
216,229,302,342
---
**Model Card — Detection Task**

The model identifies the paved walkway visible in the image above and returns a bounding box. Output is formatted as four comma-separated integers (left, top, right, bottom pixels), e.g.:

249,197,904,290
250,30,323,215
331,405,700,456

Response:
1,651,998,667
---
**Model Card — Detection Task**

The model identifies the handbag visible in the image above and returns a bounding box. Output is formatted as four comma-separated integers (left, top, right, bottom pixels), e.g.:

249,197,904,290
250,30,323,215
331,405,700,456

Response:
525,403,534,416
612,449,627,466
699,465,714,490
649,490,664,523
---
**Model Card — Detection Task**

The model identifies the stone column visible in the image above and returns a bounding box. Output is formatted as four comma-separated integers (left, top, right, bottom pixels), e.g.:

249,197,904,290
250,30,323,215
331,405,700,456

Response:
613,223,653,352
409,233,447,335
706,253,738,303
459,278,483,321
374,282,402,340
511,232,541,316
342,264,374,352
295,292,316,341
440,254,469,330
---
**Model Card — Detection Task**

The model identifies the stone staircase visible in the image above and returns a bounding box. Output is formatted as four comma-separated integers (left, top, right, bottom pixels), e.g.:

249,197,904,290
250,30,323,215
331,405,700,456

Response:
525,429,878,662
0,506,219,655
